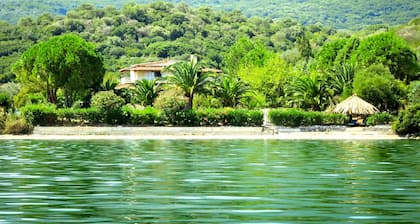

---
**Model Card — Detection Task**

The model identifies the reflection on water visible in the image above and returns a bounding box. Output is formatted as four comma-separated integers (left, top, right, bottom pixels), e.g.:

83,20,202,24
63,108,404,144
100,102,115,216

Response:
0,140,419,223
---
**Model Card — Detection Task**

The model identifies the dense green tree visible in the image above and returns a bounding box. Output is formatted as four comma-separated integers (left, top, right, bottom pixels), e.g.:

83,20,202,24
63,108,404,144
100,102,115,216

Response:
165,61,210,110
237,54,294,107
223,37,273,75
353,64,406,112
13,34,105,107
351,32,419,82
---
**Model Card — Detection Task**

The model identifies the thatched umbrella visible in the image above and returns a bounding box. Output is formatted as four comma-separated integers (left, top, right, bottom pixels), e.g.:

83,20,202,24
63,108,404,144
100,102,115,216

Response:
333,95,379,115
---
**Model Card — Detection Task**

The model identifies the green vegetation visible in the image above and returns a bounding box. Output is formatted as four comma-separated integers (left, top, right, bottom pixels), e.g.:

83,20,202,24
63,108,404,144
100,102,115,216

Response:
1,0,419,30
393,104,420,136
366,112,395,126
20,105,263,127
269,109,347,127
0,2,418,135
165,61,209,110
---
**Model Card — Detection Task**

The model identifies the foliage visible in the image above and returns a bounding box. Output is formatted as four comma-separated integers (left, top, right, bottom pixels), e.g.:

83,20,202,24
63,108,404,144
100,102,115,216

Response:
351,32,418,82
132,79,162,106
162,109,199,126
392,104,420,136
269,108,347,127
236,49,293,107
91,91,125,110
1,0,419,30
366,112,395,126
408,81,420,104
165,61,210,110
0,93,12,111
0,113,5,132
13,34,105,107
224,109,263,126
210,74,249,108
353,64,405,112
101,72,120,91
285,74,333,111
315,38,359,71
327,63,355,99
153,87,186,111
20,103,58,126
121,105,160,125
2,115,33,135
192,94,222,109
56,108,102,124
91,91,125,124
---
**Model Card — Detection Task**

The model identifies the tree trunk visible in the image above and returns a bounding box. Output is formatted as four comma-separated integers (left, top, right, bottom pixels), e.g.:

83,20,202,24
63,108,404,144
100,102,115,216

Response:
186,94,193,110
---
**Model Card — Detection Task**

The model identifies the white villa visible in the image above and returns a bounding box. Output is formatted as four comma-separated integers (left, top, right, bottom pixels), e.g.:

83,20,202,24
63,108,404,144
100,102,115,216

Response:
117,56,222,89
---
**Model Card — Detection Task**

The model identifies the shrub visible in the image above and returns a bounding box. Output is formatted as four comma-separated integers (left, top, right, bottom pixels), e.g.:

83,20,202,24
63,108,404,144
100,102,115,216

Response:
366,112,395,126
226,109,263,126
196,108,227,126
91,91,125,110
0,113,5,132
162,109,199,126
56,108,102,125
91,91,125,125
0,92,12,110
269,108,347,127
154,88,186,110
20,104,58,126
392,104,420,136
3,116,34,135
122,106,160,125
196,108,263,126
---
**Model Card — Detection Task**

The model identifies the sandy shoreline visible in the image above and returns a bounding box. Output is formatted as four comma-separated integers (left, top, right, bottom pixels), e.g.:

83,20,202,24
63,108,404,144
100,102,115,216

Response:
0,126,406,140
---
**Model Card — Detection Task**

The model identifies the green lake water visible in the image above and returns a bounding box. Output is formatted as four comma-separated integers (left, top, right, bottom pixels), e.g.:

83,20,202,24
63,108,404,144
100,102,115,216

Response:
0,140,419,223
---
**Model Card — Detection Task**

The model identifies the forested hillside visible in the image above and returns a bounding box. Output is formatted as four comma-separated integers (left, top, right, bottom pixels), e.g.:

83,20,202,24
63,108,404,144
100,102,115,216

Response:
0,2,338,83
0,2,418,135
1,0,419,30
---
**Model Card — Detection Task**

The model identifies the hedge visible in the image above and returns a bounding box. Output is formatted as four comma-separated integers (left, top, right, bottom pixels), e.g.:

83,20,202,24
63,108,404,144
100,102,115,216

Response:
366,112,395,126
19,105,264,127
269,108,347,127
21,104,58,126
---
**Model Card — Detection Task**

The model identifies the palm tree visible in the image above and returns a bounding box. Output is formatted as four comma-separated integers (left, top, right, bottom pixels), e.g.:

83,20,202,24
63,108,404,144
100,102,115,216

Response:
328,63,355,98
212,75,249,107
165,61,210,110
286,75,333,111
133,79,162,106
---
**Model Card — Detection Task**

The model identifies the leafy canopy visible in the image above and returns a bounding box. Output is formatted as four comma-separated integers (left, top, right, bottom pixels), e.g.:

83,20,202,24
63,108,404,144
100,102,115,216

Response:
13,34,105,107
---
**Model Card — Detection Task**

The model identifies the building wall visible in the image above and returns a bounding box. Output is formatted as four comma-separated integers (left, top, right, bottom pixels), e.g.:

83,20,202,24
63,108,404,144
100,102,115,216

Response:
121,70,171,84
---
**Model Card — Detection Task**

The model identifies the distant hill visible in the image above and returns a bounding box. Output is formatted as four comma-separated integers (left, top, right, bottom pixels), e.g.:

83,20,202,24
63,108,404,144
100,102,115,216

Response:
1,0,419,30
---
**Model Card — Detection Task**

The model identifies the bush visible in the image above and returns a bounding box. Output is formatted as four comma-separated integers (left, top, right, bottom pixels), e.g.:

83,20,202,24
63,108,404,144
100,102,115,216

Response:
226,109,263,126
91,91,125,124
154,88,186,110
122,106,160,125
3,116,34,135
57,108,102,125
162,109,199,126
196,108,227,126
366,112,395,126
392,104,420,136
196,108,263,126
20,104,58,126
0,113,5,132
269,108,347,127
91,91,125,110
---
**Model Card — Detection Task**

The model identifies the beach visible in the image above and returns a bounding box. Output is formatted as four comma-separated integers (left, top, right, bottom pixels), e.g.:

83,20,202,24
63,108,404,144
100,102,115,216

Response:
0,125,404,140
